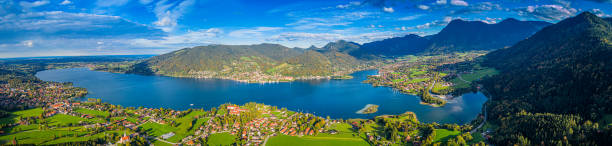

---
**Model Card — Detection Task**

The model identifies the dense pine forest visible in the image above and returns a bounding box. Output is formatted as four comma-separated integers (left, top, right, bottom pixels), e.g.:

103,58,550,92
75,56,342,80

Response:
480,12,612,145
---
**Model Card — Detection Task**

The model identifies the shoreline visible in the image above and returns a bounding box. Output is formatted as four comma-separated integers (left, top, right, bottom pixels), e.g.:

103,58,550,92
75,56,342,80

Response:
356,104,378,114
89,67,369,84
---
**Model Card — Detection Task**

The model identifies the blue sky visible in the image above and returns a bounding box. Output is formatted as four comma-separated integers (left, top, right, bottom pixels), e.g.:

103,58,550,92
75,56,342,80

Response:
0,0,611,58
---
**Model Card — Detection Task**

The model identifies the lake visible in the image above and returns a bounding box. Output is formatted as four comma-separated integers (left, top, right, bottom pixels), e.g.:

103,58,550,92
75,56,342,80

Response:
36,68,487,124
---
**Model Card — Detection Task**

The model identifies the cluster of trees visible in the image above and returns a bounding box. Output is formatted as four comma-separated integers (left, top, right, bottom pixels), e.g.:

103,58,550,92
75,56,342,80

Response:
492,111,612,145
419,86,446,106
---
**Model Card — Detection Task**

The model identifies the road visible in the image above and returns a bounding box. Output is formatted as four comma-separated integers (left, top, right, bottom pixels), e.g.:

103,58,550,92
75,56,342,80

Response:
470,106,487,134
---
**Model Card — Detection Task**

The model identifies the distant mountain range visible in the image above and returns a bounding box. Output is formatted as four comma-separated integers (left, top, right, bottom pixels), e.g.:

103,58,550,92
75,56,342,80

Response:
349,18,551,58
126,18,551,80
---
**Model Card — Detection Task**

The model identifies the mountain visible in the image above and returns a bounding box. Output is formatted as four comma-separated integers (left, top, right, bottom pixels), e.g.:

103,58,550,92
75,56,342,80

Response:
129,43,363,81
426,18,552,53
351,34,430,59
349,18,551,59
479,12,612,145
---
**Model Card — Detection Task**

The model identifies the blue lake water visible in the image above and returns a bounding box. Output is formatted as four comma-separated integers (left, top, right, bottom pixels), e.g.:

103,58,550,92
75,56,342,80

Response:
36,68,487,124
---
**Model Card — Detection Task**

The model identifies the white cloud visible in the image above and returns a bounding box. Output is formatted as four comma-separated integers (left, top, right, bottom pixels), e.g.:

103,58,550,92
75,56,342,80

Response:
451,2,502,15
450,0,468,6
417,5,430,10
60,0,72,5
398,14,424,21
228,27,282,38
287,18,351,30
516,5,577,21
0,11,166,42
383,7,394,13
336,1,361,9
22,40,34,47
480,17,502,24
96,0,129,7
153,0,196,32
591,9,611,17
267,31,407,47
130,28,223,48
435,0,447,5
19,0,49,9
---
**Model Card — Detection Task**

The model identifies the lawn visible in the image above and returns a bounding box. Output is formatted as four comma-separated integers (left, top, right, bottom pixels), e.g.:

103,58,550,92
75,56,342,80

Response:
165,111,207,142
433,129,460,142
139,122,177,137
206,132,236,146
74,108,110,117
0,108,43,124
451,68,498,89
139,110,208,143
267,135,369,146
46,114,105,127
0,128,128,145
406,78,429,84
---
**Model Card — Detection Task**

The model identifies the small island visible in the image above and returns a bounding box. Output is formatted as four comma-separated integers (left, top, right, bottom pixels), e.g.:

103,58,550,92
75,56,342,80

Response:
356,104,379,114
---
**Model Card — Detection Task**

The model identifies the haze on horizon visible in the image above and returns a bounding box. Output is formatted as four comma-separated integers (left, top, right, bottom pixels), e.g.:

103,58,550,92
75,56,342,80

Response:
1,0,611,58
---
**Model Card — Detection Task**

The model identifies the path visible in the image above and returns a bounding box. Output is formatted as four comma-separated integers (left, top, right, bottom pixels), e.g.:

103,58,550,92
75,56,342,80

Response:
152,136,178,145
262,135,270,146
470,104,487,134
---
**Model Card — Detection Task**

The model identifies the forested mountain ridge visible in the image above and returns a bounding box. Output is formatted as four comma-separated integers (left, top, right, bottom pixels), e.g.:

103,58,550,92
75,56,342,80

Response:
479,12,612,145
426,18,551,53
128,43,365,82
349,18,551,59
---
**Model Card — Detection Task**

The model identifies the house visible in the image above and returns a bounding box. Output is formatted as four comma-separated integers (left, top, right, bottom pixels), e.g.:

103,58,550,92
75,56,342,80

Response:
118,133,130,144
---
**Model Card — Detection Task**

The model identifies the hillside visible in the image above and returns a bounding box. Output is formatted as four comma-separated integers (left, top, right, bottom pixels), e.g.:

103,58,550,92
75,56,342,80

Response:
350,18,551,59
129,43,364,82
427,18,551,53
479,12,612,145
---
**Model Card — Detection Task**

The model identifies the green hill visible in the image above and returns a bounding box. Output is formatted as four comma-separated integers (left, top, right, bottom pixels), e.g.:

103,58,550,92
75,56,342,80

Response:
480,12,612,145
128,43,364,82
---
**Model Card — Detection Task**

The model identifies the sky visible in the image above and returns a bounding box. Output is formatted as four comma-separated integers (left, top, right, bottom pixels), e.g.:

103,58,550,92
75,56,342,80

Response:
0,0,611,58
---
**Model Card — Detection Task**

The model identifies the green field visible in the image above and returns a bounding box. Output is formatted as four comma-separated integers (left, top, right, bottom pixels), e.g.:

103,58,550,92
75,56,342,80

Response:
139,122,177,137
433,129,460,142
138,110,208,143
74,108,110,117
267,135,369,146
0,128,128,145
46,114,105,127
267,122,368,146
0,108,43,124
451,68,498,89
206,132,236,146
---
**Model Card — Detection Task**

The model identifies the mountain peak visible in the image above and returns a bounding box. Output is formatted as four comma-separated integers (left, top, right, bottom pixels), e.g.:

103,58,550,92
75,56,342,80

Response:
499,18,519,23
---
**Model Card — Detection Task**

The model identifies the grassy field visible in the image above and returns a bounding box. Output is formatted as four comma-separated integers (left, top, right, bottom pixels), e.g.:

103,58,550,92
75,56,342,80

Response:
267,122,368,146
74,108,110,117
206,132,236,146
138,110,208,143
46,114,105,127
433,129,460,142
267,134,369,146
451,68,498,89
140,122,177,137
0,128,128,145
0,108,43,124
